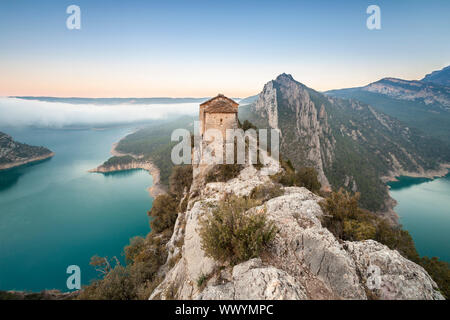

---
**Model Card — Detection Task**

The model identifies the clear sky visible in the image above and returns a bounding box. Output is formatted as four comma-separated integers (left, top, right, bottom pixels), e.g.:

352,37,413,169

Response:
0,0,449,97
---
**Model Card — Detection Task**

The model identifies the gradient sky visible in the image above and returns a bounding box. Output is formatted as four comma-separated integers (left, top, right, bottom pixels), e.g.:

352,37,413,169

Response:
0,0,449,97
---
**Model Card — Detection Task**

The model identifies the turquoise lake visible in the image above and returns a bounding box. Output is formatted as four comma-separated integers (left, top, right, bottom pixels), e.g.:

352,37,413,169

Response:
388,174,450,262
0,126,152,291
1,126,449,292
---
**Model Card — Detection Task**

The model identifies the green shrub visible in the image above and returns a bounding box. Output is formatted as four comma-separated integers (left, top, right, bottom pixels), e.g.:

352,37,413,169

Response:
196,273,208,289
294,167,321,193
319,188,363,240
148,194,178,233
419,257,450,299
239,120,258,131
78,231,169,300
199,196,278,265
169,165,193,198
343,220,376,241
271,159,321,194
250,184,283,202
124,236,145,264
205,164,243,183
271,158,296,186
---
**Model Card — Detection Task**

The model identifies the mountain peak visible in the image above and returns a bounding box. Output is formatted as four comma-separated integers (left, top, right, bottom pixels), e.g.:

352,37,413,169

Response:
275,73,295,82
421,65,450,87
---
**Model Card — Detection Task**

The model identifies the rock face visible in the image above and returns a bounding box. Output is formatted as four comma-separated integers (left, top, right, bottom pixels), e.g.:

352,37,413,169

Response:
149,162,444,300
0,131,54,170
250,74,332,188
345,240,444,300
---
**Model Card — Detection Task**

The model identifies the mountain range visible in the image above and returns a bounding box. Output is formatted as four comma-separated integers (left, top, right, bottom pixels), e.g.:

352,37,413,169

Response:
239,72,450,215
325,66,450,144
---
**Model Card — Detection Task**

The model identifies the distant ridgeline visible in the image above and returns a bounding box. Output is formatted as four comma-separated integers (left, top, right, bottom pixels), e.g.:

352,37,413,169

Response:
0,131,54,170
239,73,450,213
325,66,450,145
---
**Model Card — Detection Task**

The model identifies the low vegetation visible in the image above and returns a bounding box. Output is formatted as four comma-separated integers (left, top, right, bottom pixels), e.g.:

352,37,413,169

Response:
169,165,193,198
199,195,278,265
319,188,450,299
148,194,179,234
272,158,322,194
205,163,244,183
101,155,135,167
78,231,168,300
249,184,284,203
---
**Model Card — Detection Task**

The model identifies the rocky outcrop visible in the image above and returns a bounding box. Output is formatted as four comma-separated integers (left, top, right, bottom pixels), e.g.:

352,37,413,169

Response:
345,240,443,300
149,161,444,300
198,258,308,300
0,132,54,170
249,74,333,188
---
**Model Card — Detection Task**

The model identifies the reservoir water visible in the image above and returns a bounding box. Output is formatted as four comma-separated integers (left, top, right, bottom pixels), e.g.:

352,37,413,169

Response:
1,126,448,292
0,126,152,291
388,174,450,262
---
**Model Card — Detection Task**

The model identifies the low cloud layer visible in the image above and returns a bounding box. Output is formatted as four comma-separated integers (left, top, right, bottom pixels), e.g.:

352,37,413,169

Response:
0,98,198,128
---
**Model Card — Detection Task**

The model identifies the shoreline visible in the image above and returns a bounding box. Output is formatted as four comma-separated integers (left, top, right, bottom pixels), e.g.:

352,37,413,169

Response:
0,152,55,171
380,163,450,224
89,140,167,199
381,163,450,183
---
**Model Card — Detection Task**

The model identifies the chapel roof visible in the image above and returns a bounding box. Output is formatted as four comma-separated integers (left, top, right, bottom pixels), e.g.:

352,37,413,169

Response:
201,94,239,113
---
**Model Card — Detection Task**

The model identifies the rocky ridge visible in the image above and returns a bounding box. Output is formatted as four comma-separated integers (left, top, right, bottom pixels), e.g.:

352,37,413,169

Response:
363,78,450,109
149,159,444,300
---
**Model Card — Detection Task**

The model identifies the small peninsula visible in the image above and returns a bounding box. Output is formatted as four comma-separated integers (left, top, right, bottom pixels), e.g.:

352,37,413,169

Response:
0,132,54,170
89,142,167,198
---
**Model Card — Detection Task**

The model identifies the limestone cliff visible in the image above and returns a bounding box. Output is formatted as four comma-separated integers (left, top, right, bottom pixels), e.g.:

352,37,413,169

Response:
148,160,444,300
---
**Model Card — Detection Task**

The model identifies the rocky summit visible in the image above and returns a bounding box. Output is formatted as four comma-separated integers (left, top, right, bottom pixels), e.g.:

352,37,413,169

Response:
149,159,444,300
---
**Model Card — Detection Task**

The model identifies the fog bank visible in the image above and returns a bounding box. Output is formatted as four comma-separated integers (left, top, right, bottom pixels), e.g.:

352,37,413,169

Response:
0,98,198,128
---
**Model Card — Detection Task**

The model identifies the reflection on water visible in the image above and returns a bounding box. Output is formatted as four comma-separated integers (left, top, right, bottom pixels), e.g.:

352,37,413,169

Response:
102,169,145,178
0,158,53,191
